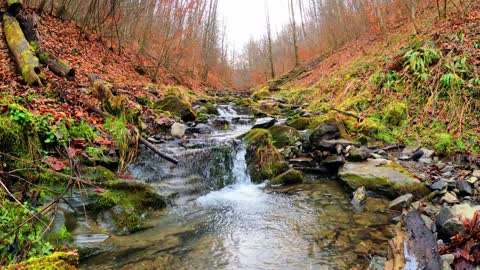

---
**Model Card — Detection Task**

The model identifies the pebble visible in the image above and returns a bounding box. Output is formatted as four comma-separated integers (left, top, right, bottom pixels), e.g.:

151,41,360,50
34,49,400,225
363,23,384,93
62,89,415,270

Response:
472,170,480,178
467,176,478,184
441,254,454,270
457,180,473,196
430,180,448,190
441,192,459,204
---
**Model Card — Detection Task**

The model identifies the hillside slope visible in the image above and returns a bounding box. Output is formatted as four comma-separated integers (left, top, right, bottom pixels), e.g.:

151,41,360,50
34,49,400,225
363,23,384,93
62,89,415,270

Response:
261,5,480,155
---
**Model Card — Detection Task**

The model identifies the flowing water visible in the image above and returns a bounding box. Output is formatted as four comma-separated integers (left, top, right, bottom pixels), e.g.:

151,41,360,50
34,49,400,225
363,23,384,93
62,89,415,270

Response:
78,104,394,270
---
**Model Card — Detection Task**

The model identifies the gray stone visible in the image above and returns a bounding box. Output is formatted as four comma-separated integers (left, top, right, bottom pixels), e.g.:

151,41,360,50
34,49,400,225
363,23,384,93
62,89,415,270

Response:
421,148,435,158
367,256,386,270
389,193,414,211
309,122,341,145
321,155,345,169
187,123,213,135
467,176,478,184
441,165,455,173
436,204,480,237
457,180,473,195
347,146,371,162
472,170,480,178
171,122,188,138
431,179,448,190
421,214,435,232
317,139,361,151
253,117,276,129
338,160,430,199
351,186,367,209
441,192,459,204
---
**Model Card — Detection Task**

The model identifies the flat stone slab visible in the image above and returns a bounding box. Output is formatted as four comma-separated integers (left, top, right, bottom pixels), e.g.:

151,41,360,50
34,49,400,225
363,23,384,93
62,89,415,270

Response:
338,159,430,199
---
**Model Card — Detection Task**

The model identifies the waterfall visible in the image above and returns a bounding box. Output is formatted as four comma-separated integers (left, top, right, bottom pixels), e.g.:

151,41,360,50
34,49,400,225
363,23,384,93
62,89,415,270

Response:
231,145,251,184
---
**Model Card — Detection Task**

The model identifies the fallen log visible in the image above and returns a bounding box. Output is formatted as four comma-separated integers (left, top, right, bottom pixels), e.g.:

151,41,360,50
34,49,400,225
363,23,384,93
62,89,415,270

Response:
17,12,75,78
7,0,23,16
3,13,42,86
37,50,75,77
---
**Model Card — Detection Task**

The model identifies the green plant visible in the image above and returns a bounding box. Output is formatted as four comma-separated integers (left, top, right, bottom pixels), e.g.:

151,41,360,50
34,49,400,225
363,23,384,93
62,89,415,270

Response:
403,46,441,78
104,116,136,172
0,200,53,265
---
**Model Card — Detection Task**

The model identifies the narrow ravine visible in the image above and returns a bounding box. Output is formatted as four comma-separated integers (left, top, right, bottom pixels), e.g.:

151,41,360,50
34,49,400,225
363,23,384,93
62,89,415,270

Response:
77,104,394,270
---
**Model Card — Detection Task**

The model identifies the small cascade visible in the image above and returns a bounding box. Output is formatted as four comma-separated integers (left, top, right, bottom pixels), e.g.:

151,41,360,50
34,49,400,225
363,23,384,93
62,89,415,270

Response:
230,145,251,184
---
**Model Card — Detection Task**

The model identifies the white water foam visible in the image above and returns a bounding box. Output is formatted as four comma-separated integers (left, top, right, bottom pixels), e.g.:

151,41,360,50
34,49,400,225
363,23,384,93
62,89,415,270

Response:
196,146,268,209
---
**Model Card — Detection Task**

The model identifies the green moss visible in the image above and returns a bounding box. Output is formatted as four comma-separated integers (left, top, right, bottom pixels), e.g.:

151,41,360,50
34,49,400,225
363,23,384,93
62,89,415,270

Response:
135,96,154,107
242,129,284,183
268,125,301,148
68,121,96,141
195,113,209,123
286,117,312,130
270,169,304,185
383,102,408,126
83,166,117,183
433,133,454,154
7,252,78,270
154,96,196,122
251,88,271,101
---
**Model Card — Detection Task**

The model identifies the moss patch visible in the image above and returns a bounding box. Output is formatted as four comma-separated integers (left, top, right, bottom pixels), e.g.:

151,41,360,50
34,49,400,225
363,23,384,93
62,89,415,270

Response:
268,125,301,148
287,117,312,130
154,96,196,122
6,252,78,270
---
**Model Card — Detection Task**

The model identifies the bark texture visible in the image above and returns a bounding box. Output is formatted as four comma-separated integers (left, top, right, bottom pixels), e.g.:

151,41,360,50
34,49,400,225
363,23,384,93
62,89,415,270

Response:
3,13,42,86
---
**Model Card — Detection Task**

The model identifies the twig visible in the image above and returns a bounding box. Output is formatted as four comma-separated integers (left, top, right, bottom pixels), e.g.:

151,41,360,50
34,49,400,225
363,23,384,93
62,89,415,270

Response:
331,108,362,121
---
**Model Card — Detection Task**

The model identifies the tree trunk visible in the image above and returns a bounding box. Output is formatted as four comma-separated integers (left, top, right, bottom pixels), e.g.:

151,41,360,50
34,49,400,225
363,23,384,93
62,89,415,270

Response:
37,51,75,77
17,12,76,78
3,13,42,86
7,0,23,16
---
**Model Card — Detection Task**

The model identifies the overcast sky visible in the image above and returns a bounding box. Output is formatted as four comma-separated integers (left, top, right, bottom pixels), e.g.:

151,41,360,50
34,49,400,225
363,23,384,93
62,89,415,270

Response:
218,0,291,51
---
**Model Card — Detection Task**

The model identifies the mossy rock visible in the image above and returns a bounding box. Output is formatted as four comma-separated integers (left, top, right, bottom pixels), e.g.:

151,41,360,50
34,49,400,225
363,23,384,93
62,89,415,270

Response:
338,160,430,199
268,125,301,148
83,166,117,183
251,88,271,101
287,117,312,130
270,169,304,185
154,96,196,122
95,180,167,234
7,252,79,270
241,129,285,183
203,102,219,115
0,115,26,154
253,101,282,116
383,102,407,126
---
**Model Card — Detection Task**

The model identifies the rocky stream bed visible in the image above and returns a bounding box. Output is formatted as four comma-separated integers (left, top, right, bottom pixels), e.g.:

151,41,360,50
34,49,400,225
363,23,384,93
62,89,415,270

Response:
50,96,480,270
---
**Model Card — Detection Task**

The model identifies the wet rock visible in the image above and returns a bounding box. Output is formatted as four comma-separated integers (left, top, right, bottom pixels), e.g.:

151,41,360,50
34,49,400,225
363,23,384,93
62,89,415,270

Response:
457,180,473,196
347,146,371,162
289,157,314,167
367,256,386,270
268,125,301,148
430,179,448,190
317,139,361,152
351,186,367,209
212,118,230,130
321,155,345,170
171,122,188,138
270,169,304,185
389,193,413,211
195,106,209,114
253,117,276,129
441,254,454,270
338,160,430,199
154,96,196,122
309,122,341,144
186,123,213,135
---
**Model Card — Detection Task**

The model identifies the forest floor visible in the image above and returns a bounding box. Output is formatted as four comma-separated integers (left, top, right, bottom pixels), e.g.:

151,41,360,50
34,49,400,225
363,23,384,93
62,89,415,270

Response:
261,5,480,157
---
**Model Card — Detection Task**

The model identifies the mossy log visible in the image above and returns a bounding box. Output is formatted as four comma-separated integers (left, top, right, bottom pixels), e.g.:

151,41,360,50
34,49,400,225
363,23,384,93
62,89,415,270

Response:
38,50,75,77
7,0,23,16
3,13,42,86
17,13,75,78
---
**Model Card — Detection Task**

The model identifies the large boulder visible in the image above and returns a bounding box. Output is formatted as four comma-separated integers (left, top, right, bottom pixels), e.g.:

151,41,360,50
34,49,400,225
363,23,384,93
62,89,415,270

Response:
338,159,430,199
268,124,301,148
241,129,286,183
270,169,304,185
309,121,346,146
154,96,196,122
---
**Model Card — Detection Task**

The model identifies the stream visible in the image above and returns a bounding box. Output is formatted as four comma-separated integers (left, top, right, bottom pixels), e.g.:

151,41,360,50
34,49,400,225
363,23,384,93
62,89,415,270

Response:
77,104,394,270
